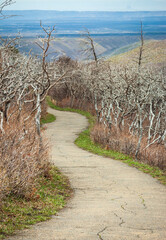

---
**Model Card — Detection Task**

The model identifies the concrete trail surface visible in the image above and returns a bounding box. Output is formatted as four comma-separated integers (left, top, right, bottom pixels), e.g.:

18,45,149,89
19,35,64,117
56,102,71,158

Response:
7,108,166,240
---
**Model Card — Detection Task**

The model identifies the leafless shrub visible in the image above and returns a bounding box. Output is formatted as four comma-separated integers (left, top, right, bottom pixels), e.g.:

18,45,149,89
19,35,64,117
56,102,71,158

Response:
0,24,67,203
91,123,166,169
53,58,165,169
0,109,49,201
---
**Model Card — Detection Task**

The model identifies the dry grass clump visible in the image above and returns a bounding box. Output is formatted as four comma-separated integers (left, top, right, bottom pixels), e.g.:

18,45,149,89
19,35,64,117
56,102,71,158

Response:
0,108,49,203
91,123,166,170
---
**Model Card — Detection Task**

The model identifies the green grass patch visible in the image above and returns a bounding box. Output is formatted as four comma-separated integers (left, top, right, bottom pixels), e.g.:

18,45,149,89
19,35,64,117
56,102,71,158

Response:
0,167,72,240
75,124,166,185
75,130,131,161
40,112,56,124
47,96,166,185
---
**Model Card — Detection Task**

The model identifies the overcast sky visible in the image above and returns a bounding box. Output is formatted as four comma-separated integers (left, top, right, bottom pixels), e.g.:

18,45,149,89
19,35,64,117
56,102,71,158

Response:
5,0,166,11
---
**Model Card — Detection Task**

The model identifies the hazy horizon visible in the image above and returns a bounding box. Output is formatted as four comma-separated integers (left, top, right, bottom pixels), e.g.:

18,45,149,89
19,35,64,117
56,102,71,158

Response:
5,0,166,11
3,7,166,60
4,10,166,12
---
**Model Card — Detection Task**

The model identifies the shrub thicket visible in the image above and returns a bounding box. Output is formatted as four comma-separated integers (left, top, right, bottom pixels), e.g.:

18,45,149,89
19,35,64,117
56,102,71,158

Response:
50,54,166,169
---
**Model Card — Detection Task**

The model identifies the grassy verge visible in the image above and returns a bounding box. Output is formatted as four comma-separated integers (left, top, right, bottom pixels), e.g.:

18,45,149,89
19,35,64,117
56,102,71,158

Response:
0,167,72,240
41,112,56,124
47,96,166,185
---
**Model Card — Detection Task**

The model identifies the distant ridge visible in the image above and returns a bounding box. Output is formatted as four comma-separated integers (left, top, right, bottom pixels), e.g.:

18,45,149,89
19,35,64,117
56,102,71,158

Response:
1,10,166,37
1,11,166,60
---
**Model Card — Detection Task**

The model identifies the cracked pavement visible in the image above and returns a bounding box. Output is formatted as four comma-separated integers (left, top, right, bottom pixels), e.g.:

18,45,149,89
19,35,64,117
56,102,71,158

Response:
7,108,166,240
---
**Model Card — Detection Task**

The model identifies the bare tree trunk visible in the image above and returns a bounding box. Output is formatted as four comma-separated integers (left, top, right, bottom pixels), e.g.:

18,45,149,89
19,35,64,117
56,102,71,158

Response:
81,28,98,65
138,21,144,69
35,94,41,136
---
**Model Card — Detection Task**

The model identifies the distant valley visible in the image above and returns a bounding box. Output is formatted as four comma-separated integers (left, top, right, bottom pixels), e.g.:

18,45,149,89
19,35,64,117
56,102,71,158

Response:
1,10,166,59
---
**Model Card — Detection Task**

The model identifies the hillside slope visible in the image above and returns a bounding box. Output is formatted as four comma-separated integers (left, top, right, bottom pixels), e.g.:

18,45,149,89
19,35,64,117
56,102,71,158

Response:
108,39,166,67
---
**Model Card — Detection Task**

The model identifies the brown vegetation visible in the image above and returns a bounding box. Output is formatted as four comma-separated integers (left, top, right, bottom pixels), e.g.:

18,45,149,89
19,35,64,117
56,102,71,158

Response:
91,123,166,169
49,42,166,170
0,23,66,203
0,108,49,202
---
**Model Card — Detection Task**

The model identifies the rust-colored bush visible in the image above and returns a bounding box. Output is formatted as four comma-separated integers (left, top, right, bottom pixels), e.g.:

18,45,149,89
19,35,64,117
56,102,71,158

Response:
56,97,95,115
41,100,48,118
91,123,166,169
0,109,49,202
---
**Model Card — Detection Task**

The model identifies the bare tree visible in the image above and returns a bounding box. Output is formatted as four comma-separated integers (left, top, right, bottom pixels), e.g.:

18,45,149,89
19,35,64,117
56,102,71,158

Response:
80,28,98,65
0,24,67,136
132,21,146,70
0,0,16,20
138,21,144,68
53,58,166,165
0,23,68,200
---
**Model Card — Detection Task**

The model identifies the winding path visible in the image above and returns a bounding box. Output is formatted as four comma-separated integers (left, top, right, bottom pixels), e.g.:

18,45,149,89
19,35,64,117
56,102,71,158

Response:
8,108,166,240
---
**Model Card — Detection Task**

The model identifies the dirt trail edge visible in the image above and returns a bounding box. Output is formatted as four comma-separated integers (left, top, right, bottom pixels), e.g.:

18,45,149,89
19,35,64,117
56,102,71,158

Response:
7,108,166,240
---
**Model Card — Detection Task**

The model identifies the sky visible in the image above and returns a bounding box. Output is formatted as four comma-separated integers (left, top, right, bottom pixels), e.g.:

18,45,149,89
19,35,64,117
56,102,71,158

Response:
5,0,166,11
